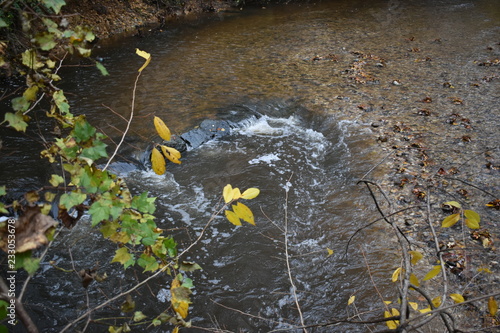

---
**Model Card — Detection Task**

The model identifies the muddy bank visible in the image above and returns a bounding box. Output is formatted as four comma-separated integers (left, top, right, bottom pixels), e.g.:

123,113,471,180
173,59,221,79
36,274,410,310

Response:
63,0,290,38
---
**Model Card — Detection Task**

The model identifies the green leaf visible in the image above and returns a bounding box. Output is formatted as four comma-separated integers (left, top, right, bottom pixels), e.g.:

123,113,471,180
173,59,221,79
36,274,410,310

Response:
5,112,28,132
133,311,147,322
423,265,442,281
80,140,108,162
121,294,135,313
137,253,159,272
0,18,8,28
76,47,91,57
59,191,86,209
179,261,202,272
88,200,111,226
111,247,134,268
21,49,44,69
15,251,40,275
23,86,39,102
73,117,95,142
441,213,460,228
100,221,120,238
164,237,177,257
131,192,156,214
49,174,64,187
35,32,57,51
0,186,5,196
96,62,109,76
53,90,70,114
464,210,480,229
41,0,66,14
11,96,30,113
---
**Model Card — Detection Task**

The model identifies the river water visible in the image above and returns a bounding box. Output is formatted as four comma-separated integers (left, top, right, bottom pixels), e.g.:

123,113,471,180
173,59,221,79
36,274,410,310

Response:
3,0,499,332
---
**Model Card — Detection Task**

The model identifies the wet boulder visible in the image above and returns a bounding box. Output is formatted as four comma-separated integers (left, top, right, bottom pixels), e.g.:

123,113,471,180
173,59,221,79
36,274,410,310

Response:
180,119,233,149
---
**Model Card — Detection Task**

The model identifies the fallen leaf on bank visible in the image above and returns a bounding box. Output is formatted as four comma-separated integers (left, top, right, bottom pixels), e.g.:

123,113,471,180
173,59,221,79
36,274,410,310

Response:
0,206,58,253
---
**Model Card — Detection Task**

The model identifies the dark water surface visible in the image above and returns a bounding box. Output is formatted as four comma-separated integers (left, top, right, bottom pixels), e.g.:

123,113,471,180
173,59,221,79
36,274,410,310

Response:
2,0,499,332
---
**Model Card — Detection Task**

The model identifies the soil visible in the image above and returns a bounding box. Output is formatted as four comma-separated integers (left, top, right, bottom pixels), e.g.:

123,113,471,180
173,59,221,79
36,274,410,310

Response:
63,0,239,38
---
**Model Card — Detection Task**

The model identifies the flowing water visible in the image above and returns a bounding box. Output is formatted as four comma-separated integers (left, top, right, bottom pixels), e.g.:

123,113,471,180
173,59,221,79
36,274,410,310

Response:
2,0,499,332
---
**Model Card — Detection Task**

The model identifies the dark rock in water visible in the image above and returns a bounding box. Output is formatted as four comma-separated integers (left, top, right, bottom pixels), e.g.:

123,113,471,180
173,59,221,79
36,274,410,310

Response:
180,119,232,149
106,161,144,175
160,135,188,153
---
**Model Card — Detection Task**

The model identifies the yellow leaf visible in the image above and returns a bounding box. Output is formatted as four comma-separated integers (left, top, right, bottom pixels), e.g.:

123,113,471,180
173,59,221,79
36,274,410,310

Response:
136,48,151,72
170,276,191,319
488,296,498,316
225,210,241,226
151,148,166,175
478,267,492,274
410,273,420,287
392,267,402,282
409,302,419,311
231,187,242,201
464,219,479,230
172,327,179,333
444,201,461,209
347,295,355,305
160,145,181,164
391,308,400,317
432,296,441,308
423,265,441,281
384,310,398,329
450,293,464,304
384,301,392,305
441,213,460,228
232,202,255,225
409,251,423,265
419,307,431,314
154,116,171,141
326,248,334,256
223,184,234,203
241,187,260,200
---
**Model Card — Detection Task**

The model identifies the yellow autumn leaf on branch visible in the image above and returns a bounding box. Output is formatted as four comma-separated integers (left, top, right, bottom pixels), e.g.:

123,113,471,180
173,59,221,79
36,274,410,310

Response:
450,293,464,304
151,148,166,175
441,213,460,228
225,209,241,226
423,265,442,281
409,250,424,265
136,48,151,72
241,187,260,200
223,184,234,203
160,145,181,164
347,295,355,305
392,267,402,282
154,116,171,141
410,273,420,287
232,202,255,225
170,276,191,319
464,209,480,229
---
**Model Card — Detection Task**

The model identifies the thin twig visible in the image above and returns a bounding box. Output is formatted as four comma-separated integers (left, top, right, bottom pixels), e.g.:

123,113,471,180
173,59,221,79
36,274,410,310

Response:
102,70,142,171
283,174,307,332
